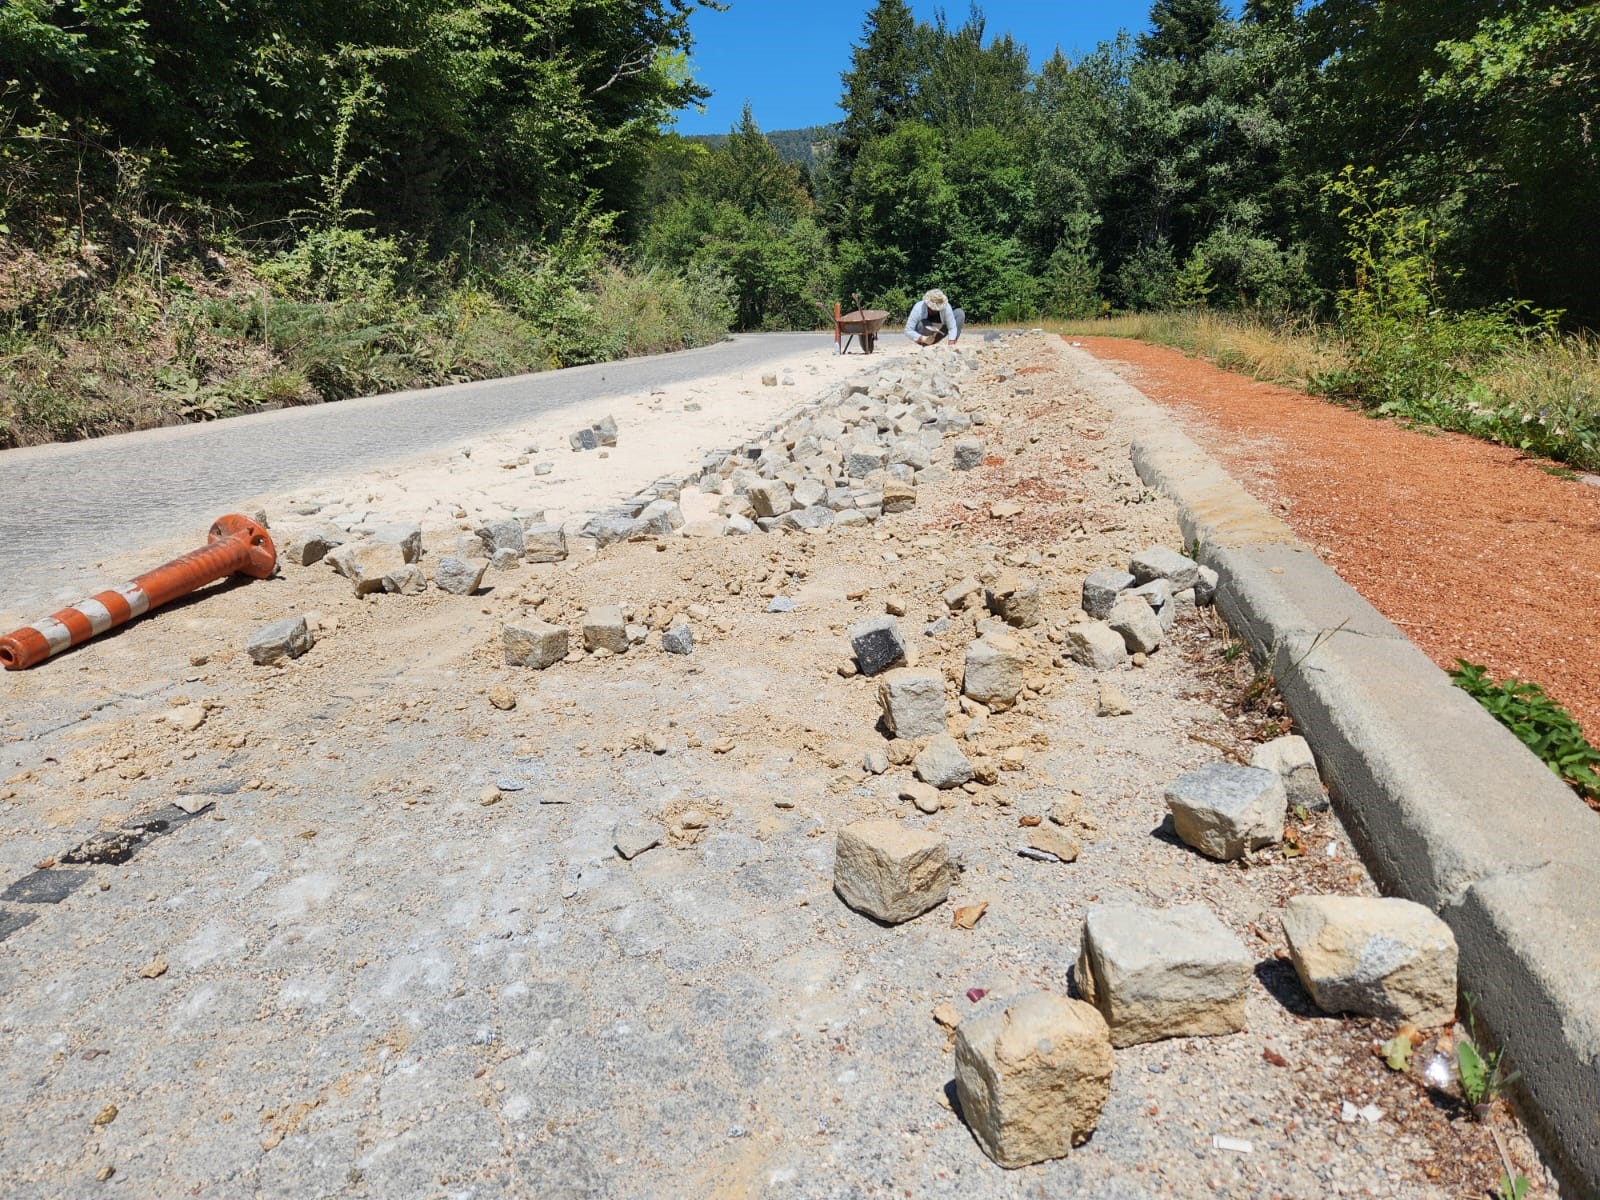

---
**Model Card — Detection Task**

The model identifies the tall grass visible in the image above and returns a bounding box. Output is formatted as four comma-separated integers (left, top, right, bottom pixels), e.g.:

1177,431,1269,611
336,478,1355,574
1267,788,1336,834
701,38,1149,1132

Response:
1049,311,1600,473
0,220,735,448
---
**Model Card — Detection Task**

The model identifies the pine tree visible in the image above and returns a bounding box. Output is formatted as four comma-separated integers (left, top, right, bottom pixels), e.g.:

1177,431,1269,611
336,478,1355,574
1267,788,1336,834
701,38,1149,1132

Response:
1137,0,1226,63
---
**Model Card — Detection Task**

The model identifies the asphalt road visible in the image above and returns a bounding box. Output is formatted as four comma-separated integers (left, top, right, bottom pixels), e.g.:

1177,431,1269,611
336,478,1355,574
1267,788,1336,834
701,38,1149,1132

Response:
0,333,829,617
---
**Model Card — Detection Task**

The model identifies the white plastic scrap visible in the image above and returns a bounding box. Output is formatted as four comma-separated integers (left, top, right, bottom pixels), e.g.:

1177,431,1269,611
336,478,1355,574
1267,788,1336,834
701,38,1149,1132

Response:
1212,1135,1253,1154
1424,1053,1454,1089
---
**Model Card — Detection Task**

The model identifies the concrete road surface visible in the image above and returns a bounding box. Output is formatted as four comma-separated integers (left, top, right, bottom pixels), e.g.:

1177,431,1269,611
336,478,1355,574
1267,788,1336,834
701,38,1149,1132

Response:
0,333,829,618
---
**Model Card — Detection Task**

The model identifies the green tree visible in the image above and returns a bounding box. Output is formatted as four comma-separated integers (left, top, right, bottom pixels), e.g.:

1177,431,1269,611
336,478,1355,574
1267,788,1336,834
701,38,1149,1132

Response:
1138,0,1226,66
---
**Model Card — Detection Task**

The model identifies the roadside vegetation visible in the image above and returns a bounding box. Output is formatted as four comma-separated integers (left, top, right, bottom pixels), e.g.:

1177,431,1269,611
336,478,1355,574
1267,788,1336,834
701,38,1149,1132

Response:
3,0,1595,451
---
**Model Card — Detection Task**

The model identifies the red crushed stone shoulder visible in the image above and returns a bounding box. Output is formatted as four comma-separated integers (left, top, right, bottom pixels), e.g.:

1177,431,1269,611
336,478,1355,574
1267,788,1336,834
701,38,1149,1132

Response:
1072,335,1600,750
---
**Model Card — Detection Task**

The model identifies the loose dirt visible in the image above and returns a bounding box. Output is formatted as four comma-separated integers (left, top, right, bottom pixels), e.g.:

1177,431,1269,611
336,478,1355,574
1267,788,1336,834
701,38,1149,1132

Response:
1075,336,1600,759
0,335,1549,1197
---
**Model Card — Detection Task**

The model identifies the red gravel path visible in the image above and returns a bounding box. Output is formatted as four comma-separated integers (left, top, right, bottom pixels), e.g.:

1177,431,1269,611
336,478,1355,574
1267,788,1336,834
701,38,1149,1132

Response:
1074,336,1600,747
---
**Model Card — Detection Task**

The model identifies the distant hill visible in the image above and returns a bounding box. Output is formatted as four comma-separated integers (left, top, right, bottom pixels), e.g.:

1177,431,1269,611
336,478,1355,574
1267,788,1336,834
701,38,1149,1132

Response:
685,124,838,171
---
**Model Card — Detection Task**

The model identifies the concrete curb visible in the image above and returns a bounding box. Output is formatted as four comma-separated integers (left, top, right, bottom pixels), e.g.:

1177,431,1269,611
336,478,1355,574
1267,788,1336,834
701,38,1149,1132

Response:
1062,344,1600,1195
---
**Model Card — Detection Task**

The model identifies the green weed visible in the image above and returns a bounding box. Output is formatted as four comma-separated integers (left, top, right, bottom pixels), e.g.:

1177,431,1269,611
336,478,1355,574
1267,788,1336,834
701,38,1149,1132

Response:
1450,660,1600,803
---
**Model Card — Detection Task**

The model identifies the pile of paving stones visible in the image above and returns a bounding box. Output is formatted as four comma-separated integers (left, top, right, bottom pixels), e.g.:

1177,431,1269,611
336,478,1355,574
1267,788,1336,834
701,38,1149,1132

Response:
825,540,1463,1169
576,353,983,545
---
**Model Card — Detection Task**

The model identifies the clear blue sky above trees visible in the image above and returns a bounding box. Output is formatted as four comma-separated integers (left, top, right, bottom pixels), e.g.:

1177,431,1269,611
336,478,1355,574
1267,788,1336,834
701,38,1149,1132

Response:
676,1,1220,134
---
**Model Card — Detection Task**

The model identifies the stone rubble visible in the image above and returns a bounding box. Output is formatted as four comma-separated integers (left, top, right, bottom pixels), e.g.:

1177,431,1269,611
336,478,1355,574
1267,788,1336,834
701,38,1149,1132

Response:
1252,734,1326,811
503,619,568,670
1076,902,1253,1047
953,992,1114,1168
849,616,907,677
833,819,958,924
877,669,948,740
246,616,314,666
1165,761,1287,861
1281,896,1459,1027
914,733,975,790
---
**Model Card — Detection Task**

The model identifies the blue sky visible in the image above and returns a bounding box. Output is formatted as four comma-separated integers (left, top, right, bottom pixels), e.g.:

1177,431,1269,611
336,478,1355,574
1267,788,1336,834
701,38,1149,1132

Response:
673,1,1162,135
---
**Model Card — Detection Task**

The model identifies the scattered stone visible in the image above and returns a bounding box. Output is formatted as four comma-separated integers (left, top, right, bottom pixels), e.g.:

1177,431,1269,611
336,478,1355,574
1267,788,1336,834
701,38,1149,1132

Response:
138,956,168,979
915,734,975,790
1251,735,1326,810
931,893,981,932
582,606,629,654
878,669,947,739
1194,565,1219,606
765,596,795,613
1064,622,1128,671
523,524,569,564
487,687,516,711
327,542,408,596
638,499,685,536
833,820,957,924
592,414,619,447
986,574,1041,628
990,500,1023,519
863,750,889,775
1107,596,1163,654
747,480,794,518
370,522,423,563
761,373,778,387
614,820,665,862
963,634,1026,711
900,781,942,814
953,439,985,470
661,625,694,655
503,619,569,670
569,428,599,451
282,531,333,567
1129,546,1201,591
943,577,982,610
386,563,428,594
1081,570,1135,620
954,993,1114,1168
1164,762,1287,861
1075,902,1253,1047
850,616,907,676
1049,795,1083,828
1028,825,1081,862
1281,896,1459,1026
781,504,836,532
1096,680,1132,717
434,555,489,596
247,617,313,666
881,479,916,514
533,462,555,476
477,518,525,558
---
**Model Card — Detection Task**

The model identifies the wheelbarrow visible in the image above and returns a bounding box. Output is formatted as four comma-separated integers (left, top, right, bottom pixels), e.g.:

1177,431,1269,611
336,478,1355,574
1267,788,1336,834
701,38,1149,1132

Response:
817,294,890,355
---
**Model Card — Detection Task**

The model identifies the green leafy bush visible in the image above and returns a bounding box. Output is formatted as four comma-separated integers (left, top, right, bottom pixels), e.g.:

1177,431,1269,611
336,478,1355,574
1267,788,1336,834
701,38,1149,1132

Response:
1449,659,1600,803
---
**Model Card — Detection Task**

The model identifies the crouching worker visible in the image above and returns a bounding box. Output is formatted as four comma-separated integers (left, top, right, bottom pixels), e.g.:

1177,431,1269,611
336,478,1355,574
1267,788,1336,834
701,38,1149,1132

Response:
905,289,963,346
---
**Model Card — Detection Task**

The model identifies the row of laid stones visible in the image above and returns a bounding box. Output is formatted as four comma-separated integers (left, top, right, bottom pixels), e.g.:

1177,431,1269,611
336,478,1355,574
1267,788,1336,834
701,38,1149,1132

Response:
501,605,694,669
832,819,1460,1166
673,352,983,539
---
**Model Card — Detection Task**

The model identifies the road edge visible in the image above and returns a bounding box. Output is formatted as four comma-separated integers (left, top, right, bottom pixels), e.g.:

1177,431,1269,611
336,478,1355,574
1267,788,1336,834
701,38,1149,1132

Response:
1061,343,1600,1195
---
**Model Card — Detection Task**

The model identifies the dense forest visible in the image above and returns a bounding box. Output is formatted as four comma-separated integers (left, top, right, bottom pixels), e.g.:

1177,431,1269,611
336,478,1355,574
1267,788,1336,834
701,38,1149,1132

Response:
2,0,1597,459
